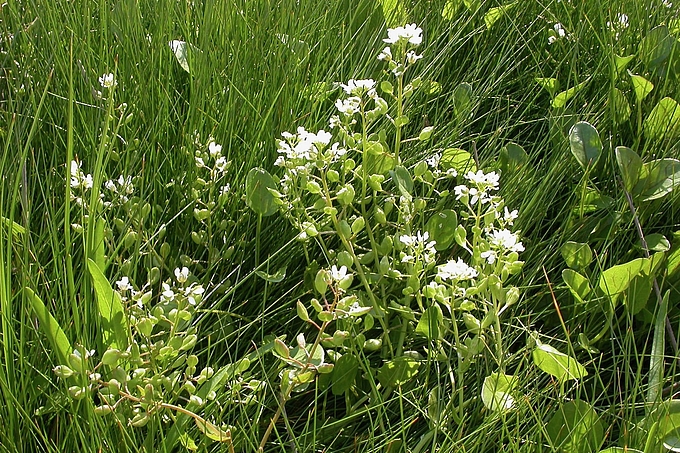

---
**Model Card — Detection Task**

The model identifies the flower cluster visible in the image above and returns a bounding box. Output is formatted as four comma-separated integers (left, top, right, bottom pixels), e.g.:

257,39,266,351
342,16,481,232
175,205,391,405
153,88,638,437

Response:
454,170,500,205
399,231,437,265
104,175,135,206
378,24,423,77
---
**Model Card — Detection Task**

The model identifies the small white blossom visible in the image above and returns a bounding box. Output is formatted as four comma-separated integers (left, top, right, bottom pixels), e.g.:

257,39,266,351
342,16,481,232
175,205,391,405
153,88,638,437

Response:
465,170,499,189
161,283,176,302
116,276,132,292
175,267,189,283
383,24,423,46
426,153,441,168
481,250,498,264
215,156,228,173
340,79,376,97
406,51,422,64
98,73,117,89
503,207,519,225
437,258,478,281
330,265,348,282
488,229,524,253
208,141,222,157
377,46,392,61
335,97,361,115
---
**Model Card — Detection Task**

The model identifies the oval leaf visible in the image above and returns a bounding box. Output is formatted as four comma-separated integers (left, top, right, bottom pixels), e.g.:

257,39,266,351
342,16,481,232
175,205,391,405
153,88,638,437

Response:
481,372,517,412
546,400,603,453
640,25,674,69
245,168,278,217
561,241,593,270
378,357,420,387
615,146,643,192
331,353,359,395
569,121,602,169
644,97,680,142
426,209,458,251
532,343,588,382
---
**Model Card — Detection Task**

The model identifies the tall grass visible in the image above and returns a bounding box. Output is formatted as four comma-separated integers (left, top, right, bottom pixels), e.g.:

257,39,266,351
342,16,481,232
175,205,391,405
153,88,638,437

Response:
1,0,679,452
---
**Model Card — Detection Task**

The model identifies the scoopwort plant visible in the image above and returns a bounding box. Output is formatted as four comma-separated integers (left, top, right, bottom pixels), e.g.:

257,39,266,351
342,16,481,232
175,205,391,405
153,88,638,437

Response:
248,24,529,449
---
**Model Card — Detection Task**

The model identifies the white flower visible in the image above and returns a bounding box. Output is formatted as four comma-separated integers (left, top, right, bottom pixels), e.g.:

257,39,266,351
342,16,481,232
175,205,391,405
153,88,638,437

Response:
406,51,422,64
81,174,93,189
175,267,189,283
98,73,117,89
274,155,285,166
215,156,228,173
70,160,81,178
554,23,566,37
184,283,204,305
104,180,116,191
426,153,441,168
377,46,392,61
384,24,423,46
437,258,478,281
465,170,499,189
208,141,222,157
335,97,361,115
220,184,231,196
481,250,498,264
330,265,348,282
116,276,132,292
161,283,176,302
488,229,524,253
503,207,518,225
340,79,376,97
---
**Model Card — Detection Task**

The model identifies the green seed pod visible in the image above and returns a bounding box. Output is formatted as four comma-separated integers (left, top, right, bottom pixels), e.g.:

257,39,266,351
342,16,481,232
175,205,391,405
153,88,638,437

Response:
129,413,149,427
101,349,121,366
93,405,114,416
363,338,382,351
53,365,75,379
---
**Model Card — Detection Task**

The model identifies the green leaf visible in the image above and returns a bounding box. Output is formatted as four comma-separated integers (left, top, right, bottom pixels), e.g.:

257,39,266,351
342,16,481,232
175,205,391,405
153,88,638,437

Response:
498,142,529,172
569,121,602,169
561,241,593,270
87,259,128,350
597,257,656,299
532,343,588,382
545,400,604,453
452,83,474,120
644,97,680,142
646,233,671,252
441,0,462,20
377,357,420,387
629,72,654,103
1,215,25,245
331,353,359,395
245,168,278,217
24,287,72,365
536,77,560,98
390,165,413,198
634,158,680,201
365,150,395,175
562,269,592,302
440,147,477,173
551,81,587,109
425,209,458,251
481,372,517,412
640,25,674,69
296,301,310,322
611,88,631,125
625,253,664,315
615,146,643,192
484,2,517,29
614,54,635,76
416,305,443,340
169,40,200,74
378,0,406,27
254,266,286,283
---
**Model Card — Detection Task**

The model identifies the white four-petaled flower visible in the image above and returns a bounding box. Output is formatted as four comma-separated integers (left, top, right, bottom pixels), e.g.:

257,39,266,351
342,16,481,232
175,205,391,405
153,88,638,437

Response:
383,24,423,46
437,258,478,281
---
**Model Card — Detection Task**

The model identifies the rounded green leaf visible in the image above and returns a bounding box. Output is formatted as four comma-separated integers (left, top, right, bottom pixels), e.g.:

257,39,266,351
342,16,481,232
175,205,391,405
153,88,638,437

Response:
331,354,359,395
425,209,458,251
416,305,443,340
640,25,674,69
611,88,631,125
545,400,603,453
615,146,643,192
532,343,588,382
561,241,593,270
452,82,474,120
481,372,517,412
562,269,591,302
245,168,278,216
498,142,529,172
552,81,587,109
629,72,654,103
634,158,680,201
644,97,680,142
377,357,420,387
569,121,602,169
440,147,477,173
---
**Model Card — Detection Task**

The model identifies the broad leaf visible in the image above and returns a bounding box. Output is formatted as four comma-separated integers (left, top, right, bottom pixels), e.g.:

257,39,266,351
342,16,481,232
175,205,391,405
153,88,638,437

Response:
597,257,648,298
498,142,529,172
416,305,443,340
532,343,588,382
644,97,680,141
611,88,631,125
169,40,201,74
629,72,654,103
481,372,517,412
255,266,287,283
545,400,604,453
441,0,462,20
536,77,560,98
245,168,278,216
390,165,413,198
426,209,458,251
614,54,635,76
87,259,128,350
331,353,359,395
440,147,476,173
25,287,72,365
562,269,592,302
484,2,517,29
378,357,420,387
640,25,674,69
561,241,593,270
552,81,587,109
569,121,602,169
452,83,474,120
615,146,643,192
634,158,680,201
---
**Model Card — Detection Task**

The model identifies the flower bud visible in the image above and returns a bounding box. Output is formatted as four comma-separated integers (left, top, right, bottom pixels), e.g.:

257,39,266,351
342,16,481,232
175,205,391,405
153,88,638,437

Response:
53,365,76,379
